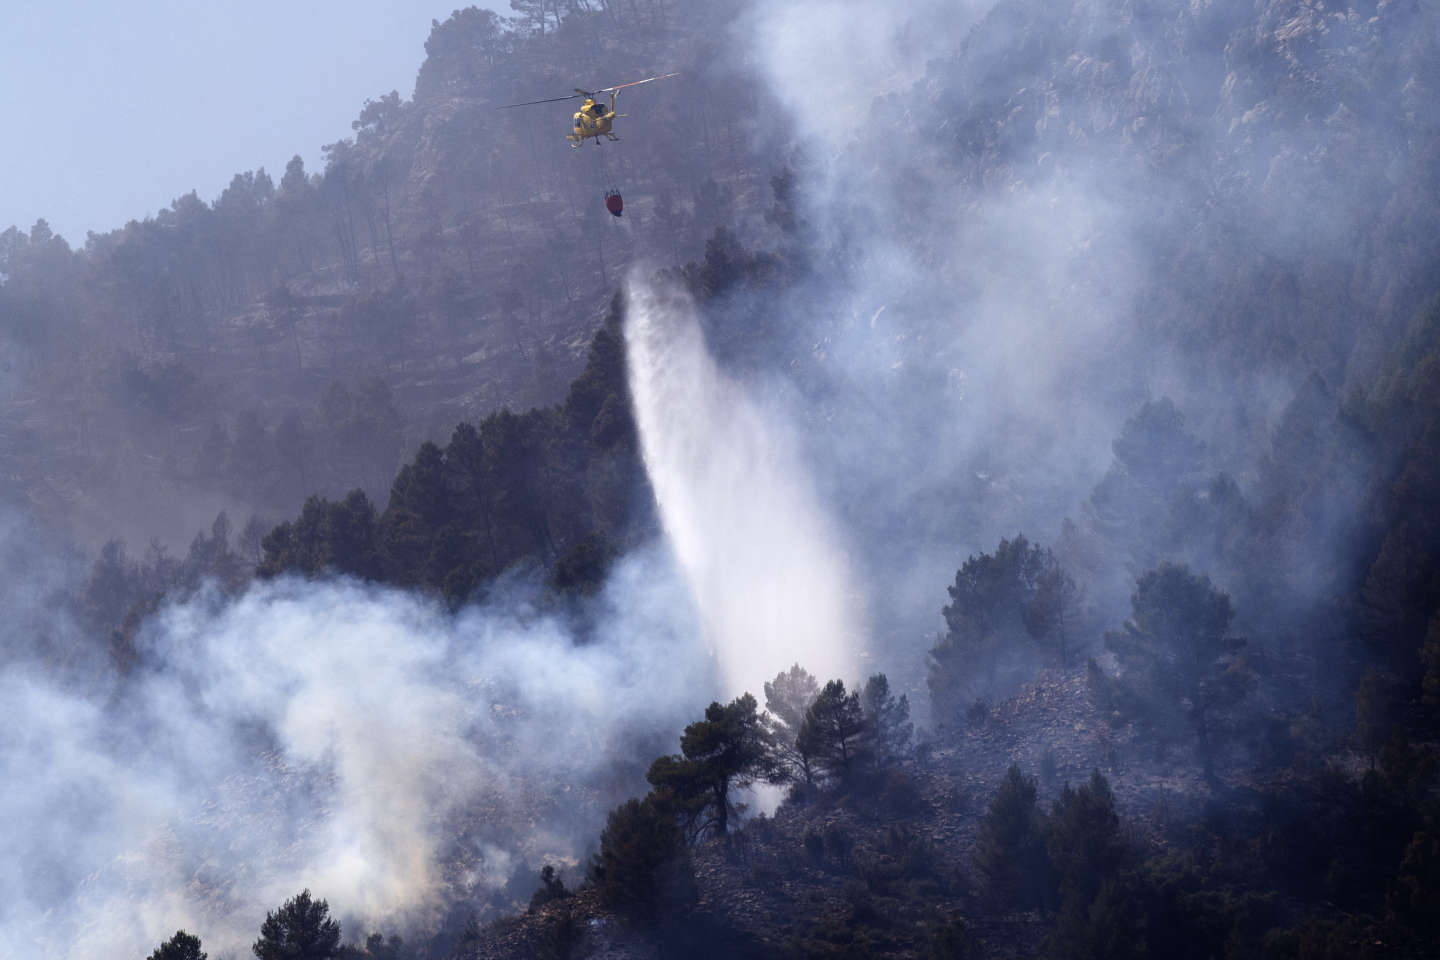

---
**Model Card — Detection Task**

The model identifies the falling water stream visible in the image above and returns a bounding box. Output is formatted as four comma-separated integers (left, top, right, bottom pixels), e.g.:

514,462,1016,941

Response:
624,274,862,697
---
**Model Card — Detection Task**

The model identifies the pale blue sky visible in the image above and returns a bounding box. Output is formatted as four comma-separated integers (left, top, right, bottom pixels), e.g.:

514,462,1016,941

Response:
1,1,501,245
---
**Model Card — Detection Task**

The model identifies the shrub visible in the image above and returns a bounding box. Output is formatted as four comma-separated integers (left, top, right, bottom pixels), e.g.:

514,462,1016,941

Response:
528,864,569,912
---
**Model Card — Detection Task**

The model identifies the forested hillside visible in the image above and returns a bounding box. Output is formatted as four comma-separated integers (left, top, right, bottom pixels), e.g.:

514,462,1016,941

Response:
0,0,765,549
5,0,1440,958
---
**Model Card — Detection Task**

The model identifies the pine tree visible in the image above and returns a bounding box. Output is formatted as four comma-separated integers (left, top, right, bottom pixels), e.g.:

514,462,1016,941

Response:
646,694,771,838
148,930,206,960
798,680,868,781
1031,562,1082,668
589,796,694,923
1106,563,1251,778
929,535,1074,719
1046,770,1125,910
252,889,342,960
973,765,1051,910
862,673,913,763
763,663,821,786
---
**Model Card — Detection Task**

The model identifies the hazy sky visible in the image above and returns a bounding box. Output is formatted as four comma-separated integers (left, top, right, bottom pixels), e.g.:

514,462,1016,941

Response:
1,0,501,245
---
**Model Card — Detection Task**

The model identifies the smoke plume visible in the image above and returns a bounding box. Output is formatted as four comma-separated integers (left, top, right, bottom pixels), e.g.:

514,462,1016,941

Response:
0,545,711,959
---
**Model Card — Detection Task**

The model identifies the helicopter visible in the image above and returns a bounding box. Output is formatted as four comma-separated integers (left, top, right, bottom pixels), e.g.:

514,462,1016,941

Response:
501,73,678,146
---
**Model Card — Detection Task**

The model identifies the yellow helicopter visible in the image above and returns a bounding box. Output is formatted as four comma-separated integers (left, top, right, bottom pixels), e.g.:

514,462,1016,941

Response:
502,73,678,146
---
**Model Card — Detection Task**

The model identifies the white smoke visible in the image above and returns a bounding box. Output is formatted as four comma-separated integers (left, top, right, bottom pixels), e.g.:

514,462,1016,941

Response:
0,546,711,960
625,273,863,696
698,0,1260,700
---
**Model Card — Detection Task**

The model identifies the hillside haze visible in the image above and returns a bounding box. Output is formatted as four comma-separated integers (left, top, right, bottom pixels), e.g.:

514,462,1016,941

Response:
4,0,1440,958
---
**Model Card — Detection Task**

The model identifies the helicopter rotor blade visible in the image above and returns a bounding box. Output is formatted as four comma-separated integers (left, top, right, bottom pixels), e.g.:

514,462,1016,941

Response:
598,72,680,94
499,93,583,109
499,74,673,109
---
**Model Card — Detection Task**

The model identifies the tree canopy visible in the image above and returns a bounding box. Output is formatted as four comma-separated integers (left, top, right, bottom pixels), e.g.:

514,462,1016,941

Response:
929,534,1077,720
1106,563,1251,776
148,930,206,960
252,890,342,960
647,694,772,839
798,679,868,782
762,663,822,787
